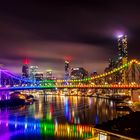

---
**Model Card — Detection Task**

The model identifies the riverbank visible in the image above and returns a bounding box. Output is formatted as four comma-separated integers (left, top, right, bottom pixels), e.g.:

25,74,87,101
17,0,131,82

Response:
95,111,140,140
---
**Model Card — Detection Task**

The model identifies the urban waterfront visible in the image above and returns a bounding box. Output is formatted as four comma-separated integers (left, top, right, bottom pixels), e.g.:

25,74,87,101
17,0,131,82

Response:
0,1,140,140
0,92,129,140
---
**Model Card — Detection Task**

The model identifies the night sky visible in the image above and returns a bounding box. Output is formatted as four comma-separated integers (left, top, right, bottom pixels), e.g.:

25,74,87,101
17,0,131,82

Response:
0,0,140,77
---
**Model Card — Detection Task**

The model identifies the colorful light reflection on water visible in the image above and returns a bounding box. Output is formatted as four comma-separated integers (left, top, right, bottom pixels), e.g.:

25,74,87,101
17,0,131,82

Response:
0,93,129,140
0,117,95,140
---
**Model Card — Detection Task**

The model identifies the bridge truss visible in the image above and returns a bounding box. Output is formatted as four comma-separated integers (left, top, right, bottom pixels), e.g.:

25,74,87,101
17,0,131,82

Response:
0,59,140,90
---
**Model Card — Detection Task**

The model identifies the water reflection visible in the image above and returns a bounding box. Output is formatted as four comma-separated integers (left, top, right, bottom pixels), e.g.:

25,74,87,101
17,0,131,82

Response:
0,91,10,100
0,117,95,140
0,94,127,140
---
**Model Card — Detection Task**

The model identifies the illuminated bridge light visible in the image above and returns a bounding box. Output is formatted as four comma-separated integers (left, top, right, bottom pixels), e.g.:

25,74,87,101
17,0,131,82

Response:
1,59,140,89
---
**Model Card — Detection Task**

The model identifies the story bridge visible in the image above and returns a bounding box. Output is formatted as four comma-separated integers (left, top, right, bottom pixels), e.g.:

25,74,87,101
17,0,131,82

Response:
0,59,140,91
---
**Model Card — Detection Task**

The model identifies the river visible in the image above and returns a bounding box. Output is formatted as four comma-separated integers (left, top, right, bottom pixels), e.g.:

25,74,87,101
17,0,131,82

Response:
0,92,129,140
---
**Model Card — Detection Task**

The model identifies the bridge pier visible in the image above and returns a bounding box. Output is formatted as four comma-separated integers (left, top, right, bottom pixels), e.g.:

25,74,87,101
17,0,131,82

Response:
130,89,140,102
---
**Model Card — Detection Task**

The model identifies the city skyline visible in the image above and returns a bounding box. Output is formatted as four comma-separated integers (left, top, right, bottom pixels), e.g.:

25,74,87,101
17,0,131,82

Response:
0,1,140,140
0,1,140,77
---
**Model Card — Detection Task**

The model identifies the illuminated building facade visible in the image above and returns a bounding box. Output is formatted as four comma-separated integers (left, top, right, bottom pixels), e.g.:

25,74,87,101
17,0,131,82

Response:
29,66,38,81
35,72,44,81
64,60,70,80
46,69,53,80
70,67,88,80
104,35,128,84
118,35,128,63
117,35,128,84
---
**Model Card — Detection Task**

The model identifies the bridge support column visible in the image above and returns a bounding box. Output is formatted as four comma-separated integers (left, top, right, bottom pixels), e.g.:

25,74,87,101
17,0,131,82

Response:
130,89,133,101
130,89,140,102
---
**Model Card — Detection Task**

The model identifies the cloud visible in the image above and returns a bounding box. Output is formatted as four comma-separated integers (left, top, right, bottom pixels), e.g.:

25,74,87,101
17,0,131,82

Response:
0,40,111,77
0,0,140,77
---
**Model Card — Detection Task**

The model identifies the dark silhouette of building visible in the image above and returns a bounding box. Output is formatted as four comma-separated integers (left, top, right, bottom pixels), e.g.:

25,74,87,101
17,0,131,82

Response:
22,58,29,78
104,35,128,84
22,64,29,78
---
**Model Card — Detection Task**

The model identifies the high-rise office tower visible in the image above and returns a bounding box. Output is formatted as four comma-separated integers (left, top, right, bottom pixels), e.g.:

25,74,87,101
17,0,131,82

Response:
35,72,44,81
64,60,70,80
118,35,128,63
22,58,29,78
70,67,88,80
29,66,38,80
46,69,53,80
117,35,128,84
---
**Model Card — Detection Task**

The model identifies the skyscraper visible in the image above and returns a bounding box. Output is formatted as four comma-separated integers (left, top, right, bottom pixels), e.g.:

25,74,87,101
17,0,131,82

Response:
29,66,38,81
104,35,128,84
117,35,128,84
22,65,29,78
70,67,88,80
35,72,44,81
22,58,29,78
46,69,53,80
64,60,70,80
118,35,128,64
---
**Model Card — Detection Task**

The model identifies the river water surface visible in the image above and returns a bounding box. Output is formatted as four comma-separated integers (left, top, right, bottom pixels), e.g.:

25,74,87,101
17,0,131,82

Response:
0,93,129,140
